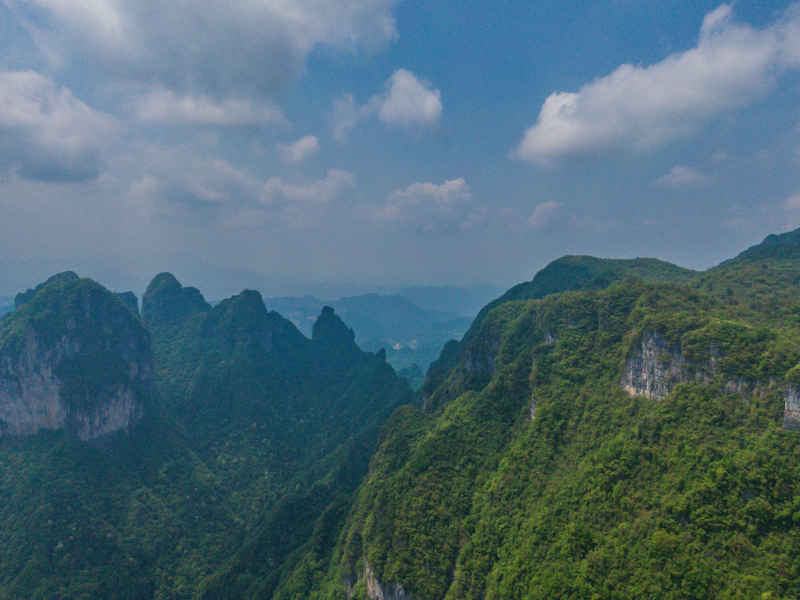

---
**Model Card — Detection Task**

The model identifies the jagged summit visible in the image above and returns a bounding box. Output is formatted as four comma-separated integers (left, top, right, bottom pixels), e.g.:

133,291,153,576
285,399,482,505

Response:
15,270,80,309
0,273,152,440
201,288,307,353
142,272,210,326
312,305,357,349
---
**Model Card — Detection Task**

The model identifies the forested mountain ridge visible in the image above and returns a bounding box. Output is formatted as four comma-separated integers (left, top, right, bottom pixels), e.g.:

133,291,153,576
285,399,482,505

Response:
0,272,152,441
0,272,412,599
276,231,800,599
3,228,800,599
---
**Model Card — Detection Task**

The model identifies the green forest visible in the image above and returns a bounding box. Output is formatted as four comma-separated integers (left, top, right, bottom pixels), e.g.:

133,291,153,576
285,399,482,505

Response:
2,229,800,599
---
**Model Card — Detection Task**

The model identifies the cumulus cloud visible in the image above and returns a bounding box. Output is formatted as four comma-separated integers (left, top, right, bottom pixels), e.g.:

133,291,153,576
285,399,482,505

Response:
0,70,117,181
114,145,265,222
377,178,478,232
515,4,800,165
655,165,711,188
278,136,320,163
377,69,443,126
130,89,286,126
332,69,442,140
16,1,398,98
260,169,355,227
528,201,562,227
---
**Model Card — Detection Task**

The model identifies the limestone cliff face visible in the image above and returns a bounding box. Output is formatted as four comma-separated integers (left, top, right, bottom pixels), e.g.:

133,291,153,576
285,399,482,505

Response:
623,331,799,428
785,385,800,429
0,274,152,441
363,564,414,600
621,331,692,400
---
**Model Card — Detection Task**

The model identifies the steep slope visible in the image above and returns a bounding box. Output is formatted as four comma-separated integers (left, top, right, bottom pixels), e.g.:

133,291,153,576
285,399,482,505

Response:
139,275,414,598
282,242,800,599
422,256,698,401
0,272,153,441
0,272,412,599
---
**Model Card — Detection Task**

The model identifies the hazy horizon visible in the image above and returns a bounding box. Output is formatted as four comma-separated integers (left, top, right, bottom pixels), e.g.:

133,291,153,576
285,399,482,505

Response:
2,1,799,300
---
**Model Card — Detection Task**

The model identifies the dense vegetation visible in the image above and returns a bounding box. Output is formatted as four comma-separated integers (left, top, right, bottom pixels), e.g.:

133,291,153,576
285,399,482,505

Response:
2,230,800,599
0,272,411,599
274,235,800,599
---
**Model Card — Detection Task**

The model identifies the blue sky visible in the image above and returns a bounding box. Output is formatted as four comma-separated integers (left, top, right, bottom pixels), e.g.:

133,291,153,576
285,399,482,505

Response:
1,1,799,298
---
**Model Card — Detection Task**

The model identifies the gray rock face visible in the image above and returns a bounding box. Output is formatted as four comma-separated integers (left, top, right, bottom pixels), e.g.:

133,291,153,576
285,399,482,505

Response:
364,564,413,600
621,331,690,400
623,331,800,429
0,277,152,441
785,385,800,429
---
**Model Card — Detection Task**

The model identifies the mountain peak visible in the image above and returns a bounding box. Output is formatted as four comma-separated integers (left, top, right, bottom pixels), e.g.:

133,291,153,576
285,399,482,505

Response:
15,271,80,309
312,306,357,351
142,272,210,327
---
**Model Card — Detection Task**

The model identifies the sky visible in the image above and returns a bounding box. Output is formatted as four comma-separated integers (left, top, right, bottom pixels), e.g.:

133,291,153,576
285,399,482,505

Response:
1,1,799,299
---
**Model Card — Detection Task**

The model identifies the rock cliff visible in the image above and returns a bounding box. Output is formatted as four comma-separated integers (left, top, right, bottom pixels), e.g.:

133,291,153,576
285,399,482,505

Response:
364,564,414,600
0,273,152,440
621,331,693,400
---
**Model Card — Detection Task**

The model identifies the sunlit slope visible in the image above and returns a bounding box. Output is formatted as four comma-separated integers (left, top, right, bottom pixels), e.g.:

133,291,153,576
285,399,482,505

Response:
280,236,800,600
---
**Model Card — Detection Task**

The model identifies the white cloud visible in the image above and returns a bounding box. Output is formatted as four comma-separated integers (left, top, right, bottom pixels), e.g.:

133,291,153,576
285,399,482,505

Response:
377,69,442,126
112,143,265,219
262,169,354,205
654,165,711,188
0,70,117,181
515,4,800,165
331,94,362,141
14,0,399,105
528,201,562,227
332,69,442,140
260,169,355,227
278,135,320,163
378,178,477,232
131,89,286,126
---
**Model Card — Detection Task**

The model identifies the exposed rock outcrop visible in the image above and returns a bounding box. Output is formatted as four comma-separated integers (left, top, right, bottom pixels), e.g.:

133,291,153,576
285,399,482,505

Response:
623,331,800,428
785,385,800,429
0,275,152,441
621,331,691,400
364,564,414,600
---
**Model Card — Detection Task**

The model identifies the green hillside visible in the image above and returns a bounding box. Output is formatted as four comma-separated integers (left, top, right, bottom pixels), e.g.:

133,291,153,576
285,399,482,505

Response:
0,273,411,599
278,233,800,599
3,229,800,599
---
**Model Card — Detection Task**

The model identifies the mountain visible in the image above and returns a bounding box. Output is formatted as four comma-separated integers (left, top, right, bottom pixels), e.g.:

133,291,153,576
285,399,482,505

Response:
0,272,411,599
0,272,152,441
276,233,800,599
265,293,472,385
421,256,699,401
4,228,800,599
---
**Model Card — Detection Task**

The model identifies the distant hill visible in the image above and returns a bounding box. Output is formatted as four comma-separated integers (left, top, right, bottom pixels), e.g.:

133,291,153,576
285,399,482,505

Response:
266,292,473,384
393,284,504,316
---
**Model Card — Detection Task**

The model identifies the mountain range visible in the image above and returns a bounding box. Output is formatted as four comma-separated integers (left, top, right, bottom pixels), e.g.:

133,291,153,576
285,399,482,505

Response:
264,293,474,387
2,229,800,598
